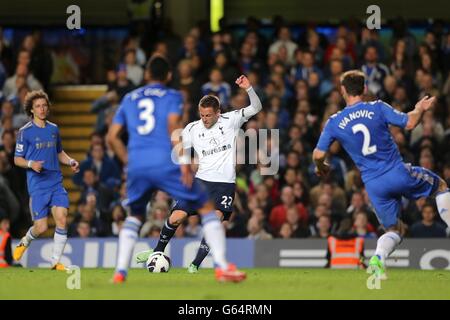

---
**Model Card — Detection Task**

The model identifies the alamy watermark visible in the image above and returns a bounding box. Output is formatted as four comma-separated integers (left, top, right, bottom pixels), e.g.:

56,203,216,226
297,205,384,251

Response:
366,5,381,30
66,5,81,30
366,266,382,290
66,265,81,290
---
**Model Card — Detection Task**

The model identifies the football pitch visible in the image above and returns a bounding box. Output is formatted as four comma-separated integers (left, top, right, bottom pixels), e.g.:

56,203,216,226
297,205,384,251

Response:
1,268,449,300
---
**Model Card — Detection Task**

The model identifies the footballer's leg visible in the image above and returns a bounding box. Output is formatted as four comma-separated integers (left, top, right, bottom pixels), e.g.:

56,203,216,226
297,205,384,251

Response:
159,167,245,282
50,187,70,270
113,173,150,283
13,195,50,261
370,224,401,280
365,178,402,280
136,208,188,264
50,205,69,271
188,210,224,273
155,209,188,252
197,204,246,283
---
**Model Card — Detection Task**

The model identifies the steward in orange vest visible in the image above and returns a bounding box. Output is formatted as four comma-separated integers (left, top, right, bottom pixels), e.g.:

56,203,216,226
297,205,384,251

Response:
0,216,12,268
327,234,365,269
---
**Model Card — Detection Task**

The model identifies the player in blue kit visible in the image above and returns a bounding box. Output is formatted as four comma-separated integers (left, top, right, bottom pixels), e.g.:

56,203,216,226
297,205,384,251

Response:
313,70,450,279
13,90,80,270
107,56,246,283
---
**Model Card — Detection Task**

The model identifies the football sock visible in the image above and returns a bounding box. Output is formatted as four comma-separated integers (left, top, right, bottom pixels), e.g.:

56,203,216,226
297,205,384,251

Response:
116,216,141,274
51,228,67,266
436,189,450,227
191,237,210,267
23,226,37,246
374,231,401,260
201,211,227,269
154,220,178,252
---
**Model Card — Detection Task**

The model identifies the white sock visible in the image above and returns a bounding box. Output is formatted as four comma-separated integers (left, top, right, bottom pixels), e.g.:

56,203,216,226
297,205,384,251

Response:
374,231,401,260
116,216,141,274
51,228,68,266
23,227,37,246
436,189,450,227
202,212,228,269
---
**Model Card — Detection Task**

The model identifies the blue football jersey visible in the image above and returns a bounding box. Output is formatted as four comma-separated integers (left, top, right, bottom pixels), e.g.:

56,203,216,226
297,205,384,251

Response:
113,83,183,169
316,100,408,183
15,120,64,194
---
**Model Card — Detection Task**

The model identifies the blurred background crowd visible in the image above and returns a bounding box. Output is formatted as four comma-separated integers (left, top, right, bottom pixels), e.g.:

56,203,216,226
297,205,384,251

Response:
1,13,449,240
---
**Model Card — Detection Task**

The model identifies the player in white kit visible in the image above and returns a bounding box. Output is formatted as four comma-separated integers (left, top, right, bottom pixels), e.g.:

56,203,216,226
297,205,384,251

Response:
136,75,262,272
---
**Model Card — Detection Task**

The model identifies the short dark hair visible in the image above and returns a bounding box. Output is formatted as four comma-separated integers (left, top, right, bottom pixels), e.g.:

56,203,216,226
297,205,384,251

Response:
23,90,51,117
146,55,171,81
340,70,366,96
198,95,220,112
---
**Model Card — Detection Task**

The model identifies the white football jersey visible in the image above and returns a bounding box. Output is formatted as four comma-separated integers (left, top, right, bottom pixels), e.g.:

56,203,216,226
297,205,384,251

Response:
182,109,248,183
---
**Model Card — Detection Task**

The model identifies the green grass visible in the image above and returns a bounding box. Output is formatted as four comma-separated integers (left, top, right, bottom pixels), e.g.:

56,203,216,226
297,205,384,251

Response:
1,268,449,300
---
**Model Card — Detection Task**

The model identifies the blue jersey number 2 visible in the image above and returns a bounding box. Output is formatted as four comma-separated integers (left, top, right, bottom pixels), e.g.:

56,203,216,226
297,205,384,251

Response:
352,124,377,156
137,98,155,135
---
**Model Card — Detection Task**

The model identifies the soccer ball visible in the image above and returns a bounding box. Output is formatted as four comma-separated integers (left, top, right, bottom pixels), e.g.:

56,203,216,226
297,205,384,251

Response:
146,252,171,273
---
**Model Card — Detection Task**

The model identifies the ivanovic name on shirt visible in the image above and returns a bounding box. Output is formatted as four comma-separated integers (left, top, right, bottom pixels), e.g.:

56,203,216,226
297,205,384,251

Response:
338,109,375,129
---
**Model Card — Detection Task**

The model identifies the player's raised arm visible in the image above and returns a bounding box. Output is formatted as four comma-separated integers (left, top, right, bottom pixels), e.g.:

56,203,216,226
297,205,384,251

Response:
235,75,262,119
405,95,436,130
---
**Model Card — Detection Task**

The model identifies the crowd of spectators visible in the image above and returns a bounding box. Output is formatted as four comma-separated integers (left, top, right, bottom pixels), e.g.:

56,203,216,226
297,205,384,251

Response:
1,17,449,239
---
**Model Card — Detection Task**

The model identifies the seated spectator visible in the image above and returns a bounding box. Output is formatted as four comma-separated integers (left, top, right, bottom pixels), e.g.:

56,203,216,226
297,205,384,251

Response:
110,204,125,237
78,168,118,215
91,90,120,133
278,222,293,239
145,226,162,238
352,211,377,238
140,202,169,237
2,63,42,98
107,64,136,99
68,198,107,237
1,101,28,130
286,206,310,238
310,181,347,214
76,220,91,238
123,49,143,86
172,59,202,107
269,186,308,234
247,216,273,240
269,27,298,66
201,68,231,107
212,51,239,87
185,215,202,238
361,45,390,97
410,204,447,238
310,215,332,239
73,144,121,189
346,191,377,228
0,151,20,225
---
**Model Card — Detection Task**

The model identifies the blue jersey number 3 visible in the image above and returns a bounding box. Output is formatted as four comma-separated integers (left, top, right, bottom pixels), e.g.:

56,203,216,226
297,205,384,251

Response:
137,98,155,135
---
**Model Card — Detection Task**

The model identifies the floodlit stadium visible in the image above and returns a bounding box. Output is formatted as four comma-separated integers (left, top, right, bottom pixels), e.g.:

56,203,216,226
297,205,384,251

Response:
0,0,449,304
